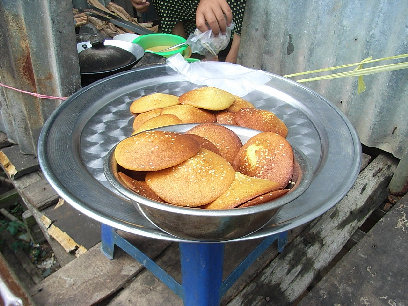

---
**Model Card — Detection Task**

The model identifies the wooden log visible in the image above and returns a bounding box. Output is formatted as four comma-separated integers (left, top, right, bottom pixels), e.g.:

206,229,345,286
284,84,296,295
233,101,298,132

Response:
228,153,397,305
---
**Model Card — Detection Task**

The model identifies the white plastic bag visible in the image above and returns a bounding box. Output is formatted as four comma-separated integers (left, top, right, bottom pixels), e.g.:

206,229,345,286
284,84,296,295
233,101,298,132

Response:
186,23,235,58
166,54,272,97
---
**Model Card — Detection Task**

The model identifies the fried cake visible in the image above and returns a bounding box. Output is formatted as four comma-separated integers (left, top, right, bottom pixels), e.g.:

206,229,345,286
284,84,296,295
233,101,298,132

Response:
132,108,163,131
235,108,288,137
114,131,200,171
227,96,255,112
130,93,180,114
146,149,235,207
118,172,164,202
179,86,235,111
233,132,294,189
132,114,182,134
204,172,281,210
161,104,216,123
186,123,242,165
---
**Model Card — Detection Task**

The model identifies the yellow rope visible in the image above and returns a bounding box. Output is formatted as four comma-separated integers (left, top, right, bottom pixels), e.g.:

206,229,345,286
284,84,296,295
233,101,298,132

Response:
282,54,408,93
283,54,408,78
296,61,408,83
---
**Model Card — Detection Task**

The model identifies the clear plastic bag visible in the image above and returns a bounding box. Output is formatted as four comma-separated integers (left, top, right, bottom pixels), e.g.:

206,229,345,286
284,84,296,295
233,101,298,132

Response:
186,22,235,58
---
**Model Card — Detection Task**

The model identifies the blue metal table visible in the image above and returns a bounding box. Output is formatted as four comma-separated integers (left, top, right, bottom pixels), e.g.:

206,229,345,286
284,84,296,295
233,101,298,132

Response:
101,224,288,306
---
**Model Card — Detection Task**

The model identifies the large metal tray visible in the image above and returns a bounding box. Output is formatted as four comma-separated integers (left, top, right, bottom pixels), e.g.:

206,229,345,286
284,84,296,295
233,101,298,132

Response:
38,64,361,242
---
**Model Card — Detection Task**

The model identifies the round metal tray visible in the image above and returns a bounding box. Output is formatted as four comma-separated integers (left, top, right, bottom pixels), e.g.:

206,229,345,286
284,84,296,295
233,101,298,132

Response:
38,64,361,242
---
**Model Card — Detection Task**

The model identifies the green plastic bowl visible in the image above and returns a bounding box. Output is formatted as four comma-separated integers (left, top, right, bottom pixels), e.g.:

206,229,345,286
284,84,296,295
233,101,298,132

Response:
132,33,188,58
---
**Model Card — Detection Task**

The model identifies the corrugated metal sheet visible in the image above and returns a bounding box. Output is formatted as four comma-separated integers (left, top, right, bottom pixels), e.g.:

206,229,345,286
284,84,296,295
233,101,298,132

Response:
0,0,407,162
238,0,408,159
0,0,81,155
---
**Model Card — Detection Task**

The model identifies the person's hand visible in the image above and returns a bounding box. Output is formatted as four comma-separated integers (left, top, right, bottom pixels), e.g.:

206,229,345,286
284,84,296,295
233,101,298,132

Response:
131,0,150,13
196,0,233,36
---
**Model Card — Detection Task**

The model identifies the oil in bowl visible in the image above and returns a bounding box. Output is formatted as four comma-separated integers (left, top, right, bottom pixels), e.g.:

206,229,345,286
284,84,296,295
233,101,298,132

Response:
133,33,188,58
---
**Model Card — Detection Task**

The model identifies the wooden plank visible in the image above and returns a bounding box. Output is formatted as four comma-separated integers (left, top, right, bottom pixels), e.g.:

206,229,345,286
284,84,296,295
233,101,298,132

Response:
22,210,46,244
0,189,19,208
0,131,13,149
12,171,59,213
30,238,170,306
41,214,87,257
108,243,183,305
222,225,307,304
10,170,77,266
0,145,39,179
19,173,59,210
228,153,397,305
360,152,372,170
12,171,43,190
299,193,408,305
41,200,101,253
21,198,77,267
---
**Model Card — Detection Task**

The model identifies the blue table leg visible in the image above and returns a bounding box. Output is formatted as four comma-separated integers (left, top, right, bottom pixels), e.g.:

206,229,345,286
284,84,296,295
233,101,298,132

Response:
100,225,288,306
179,243,224,306
277,231,288,253
101,224,115,259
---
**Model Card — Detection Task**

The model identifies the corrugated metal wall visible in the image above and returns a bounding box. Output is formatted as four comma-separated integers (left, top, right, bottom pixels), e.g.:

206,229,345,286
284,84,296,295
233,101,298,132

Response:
0,0,407,161
238,0,408,159
0,0,81,155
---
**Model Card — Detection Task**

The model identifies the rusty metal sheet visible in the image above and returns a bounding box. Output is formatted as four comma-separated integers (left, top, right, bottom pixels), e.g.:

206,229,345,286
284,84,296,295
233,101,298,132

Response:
0,0,81,155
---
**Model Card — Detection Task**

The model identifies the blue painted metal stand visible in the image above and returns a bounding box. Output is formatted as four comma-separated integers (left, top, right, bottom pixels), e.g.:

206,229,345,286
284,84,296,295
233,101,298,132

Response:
101,224,288,306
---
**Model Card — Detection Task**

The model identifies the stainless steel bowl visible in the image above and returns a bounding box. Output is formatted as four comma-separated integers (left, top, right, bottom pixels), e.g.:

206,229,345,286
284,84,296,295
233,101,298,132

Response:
103,124,313,241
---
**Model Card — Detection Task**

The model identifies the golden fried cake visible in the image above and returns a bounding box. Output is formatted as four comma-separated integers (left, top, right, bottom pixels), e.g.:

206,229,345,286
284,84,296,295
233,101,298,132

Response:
239,189,289,208
216,111,236,125
204,172,281,210
227,96,255,112
132,108,163,131
179,86,235,111
132,114,182,134
161,104,216,124
130,93,180,114
185,134,221,155
114,131,200,171
118,172,164,202
186,123,242,165
235,108,288,137
146,149,235,207
233,132,294,189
